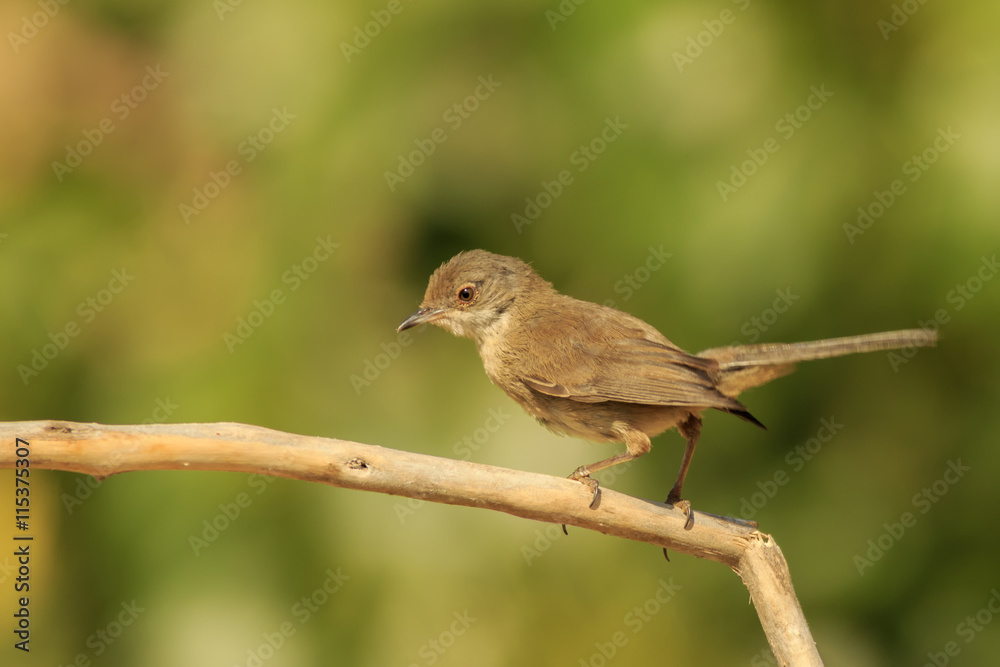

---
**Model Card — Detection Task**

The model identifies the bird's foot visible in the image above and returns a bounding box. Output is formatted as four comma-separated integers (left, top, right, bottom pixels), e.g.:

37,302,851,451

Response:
569,468,601,509
666,490,694,530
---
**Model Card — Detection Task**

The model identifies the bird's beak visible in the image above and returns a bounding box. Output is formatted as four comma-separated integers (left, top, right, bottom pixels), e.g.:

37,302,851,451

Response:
397,307,447,332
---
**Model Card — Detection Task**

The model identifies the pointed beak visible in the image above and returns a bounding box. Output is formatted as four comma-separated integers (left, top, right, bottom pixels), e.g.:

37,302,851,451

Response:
397,307,447,332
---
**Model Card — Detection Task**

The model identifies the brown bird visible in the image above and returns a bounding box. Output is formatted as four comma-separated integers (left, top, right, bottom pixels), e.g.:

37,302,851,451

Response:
398,249,936,524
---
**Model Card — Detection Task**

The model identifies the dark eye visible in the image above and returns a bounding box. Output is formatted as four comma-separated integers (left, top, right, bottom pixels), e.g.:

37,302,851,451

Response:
457,285,477,303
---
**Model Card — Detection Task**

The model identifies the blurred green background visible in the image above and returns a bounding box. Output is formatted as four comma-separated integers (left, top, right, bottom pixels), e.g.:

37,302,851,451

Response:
1,0,998,665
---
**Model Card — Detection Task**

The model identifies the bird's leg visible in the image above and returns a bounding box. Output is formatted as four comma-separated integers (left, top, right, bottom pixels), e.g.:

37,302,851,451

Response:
570,428,650,509
666,413,702,530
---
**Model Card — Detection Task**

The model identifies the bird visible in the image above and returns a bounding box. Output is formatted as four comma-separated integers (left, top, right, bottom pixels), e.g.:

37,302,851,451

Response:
397,249,937,525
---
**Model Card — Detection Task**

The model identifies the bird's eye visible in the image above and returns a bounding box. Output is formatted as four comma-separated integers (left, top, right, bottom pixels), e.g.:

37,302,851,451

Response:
457,284,477,303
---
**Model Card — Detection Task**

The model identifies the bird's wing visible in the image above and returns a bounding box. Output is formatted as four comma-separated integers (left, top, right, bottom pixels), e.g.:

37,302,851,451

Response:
511,301,745,413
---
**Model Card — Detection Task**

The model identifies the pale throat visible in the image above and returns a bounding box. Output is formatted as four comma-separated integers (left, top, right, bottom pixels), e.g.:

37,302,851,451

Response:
449,305,514,347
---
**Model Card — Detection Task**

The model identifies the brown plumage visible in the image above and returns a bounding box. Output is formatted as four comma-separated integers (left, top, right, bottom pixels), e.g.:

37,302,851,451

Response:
398,249,937,521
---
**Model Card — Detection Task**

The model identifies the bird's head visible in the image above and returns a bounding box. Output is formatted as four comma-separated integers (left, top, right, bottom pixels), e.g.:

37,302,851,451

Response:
397,249,549,344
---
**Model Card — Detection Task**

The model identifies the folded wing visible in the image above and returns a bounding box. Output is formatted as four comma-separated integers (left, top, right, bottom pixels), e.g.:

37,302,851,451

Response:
512,301,752,417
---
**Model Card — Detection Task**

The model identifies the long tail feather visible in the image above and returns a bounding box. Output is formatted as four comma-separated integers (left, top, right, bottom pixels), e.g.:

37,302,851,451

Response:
699,328,937,397
699,329,937,369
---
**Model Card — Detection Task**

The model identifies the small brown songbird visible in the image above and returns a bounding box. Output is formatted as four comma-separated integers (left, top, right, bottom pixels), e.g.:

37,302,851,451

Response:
398,249,937,523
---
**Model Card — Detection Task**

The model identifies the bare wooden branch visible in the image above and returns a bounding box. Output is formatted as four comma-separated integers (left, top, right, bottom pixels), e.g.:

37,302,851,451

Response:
0,420,821,665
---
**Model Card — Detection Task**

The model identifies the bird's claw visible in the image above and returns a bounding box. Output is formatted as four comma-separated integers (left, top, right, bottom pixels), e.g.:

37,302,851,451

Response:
570,470,601,509
674,499,694,530
580,476,601,509
667,492,694,530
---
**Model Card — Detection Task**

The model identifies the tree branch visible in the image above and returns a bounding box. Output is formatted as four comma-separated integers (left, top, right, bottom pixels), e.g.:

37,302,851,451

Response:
0,420,821,665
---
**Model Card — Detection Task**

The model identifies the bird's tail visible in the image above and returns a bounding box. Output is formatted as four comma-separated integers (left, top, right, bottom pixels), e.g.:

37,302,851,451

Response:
698,329,937,397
